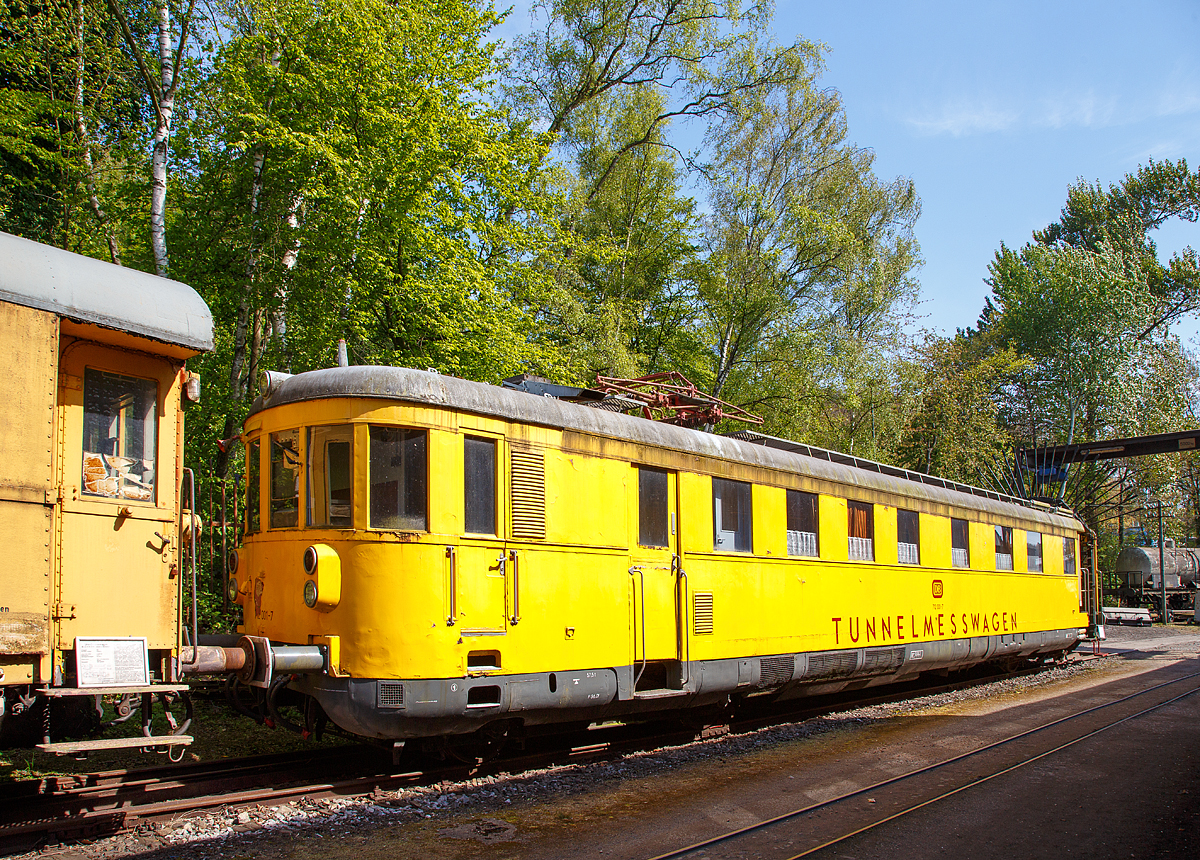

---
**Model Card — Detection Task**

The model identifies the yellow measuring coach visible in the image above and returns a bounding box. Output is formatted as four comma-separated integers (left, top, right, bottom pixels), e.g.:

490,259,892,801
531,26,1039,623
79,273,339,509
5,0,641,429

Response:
221,366,1090,745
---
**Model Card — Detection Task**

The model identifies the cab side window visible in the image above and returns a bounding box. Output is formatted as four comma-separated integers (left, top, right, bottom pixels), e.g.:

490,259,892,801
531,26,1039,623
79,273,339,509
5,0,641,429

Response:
897,510,920,564
713,478,751,552
246,439,261,533
269,429,300,528
1027,531,1043,572
370,426,427,530
995,525,1014,570
81,368,157,502
464,437,497,535
307,425,353,528
951,518,970,567
639,467,669,548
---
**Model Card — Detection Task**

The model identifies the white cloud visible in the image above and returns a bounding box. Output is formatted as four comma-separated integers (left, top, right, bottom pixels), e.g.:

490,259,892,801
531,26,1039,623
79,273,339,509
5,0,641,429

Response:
906,102,1020,137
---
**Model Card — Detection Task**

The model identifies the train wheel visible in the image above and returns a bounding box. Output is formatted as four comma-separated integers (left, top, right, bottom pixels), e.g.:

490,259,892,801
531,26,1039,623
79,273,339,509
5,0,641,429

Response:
436,722,511,765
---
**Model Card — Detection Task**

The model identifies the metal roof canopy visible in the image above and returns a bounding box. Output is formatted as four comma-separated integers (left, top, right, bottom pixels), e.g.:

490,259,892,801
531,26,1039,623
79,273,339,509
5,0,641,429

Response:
1017,429,1200,466
0,231,213,352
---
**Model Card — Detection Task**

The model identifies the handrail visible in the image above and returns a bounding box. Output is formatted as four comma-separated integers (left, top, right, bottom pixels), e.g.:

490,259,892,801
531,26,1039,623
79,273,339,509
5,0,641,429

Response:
629,566,647,688
181,468,198,665
445,546,457,626
509,549,521,625
675,556,689,686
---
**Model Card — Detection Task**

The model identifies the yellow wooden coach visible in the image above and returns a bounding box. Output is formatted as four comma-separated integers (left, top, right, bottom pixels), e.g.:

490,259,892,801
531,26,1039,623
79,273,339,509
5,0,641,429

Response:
0,232,212,753
221,366,1093,747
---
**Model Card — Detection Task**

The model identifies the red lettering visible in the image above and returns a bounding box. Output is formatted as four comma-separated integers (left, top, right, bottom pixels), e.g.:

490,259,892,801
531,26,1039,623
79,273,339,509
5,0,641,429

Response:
881,616,892,640
992,612,999,631
832,617,842,644
983,614,990,632
962,613,968,633
923,616,935,637
1010,612,1017,631
1002,612,1008,632
971,613,980,632
866,617,877,643
897,615,905,640
850,617,860,644
938,613,944,636
950,613,957,635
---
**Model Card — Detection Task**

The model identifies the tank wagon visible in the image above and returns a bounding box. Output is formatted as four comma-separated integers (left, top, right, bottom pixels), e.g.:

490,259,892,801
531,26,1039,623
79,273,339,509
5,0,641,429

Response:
0,232,213,753
211,366,1091,750
1113,542,1198,617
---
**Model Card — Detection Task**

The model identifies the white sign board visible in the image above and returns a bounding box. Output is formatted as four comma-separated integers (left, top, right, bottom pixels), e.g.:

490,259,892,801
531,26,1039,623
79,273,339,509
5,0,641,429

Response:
75,637,150,687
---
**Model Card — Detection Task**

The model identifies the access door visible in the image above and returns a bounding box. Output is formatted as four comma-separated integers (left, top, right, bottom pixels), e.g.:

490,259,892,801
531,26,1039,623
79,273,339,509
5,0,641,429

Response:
629,466,685,687
454,436,508,635
56,344,181,652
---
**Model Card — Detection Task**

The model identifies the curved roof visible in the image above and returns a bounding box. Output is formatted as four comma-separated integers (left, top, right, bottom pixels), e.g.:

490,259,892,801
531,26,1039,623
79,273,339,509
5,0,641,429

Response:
251,365,1080,531
0,231,213,352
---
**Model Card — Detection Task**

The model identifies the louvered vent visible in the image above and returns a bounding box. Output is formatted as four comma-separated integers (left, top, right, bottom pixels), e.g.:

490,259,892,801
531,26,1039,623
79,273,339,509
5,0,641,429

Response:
377,682,405,708
759,655,794,687
807,651,858,678
510,448,546,539
693,592,714,635
862,646,905,674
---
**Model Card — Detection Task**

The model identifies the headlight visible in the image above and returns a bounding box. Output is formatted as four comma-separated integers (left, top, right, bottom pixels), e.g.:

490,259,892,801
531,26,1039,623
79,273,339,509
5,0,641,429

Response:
227,548,239,576
226,575,239,604
304,579,318,608
303,545,319,575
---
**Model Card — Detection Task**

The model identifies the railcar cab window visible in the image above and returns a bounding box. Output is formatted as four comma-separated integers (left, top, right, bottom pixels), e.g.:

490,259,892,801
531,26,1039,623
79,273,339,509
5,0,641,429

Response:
246,439,261,533
307,425,352,528
786,490,819,557
848,501,874,561
269,429,300,528
897,510,919,564
951,518,970,567
713,478,751,552
995,525,1014,570
1027,531,1043,572
370,427,427,530
464,437,497,535
81,368,157,502
639,467,669,547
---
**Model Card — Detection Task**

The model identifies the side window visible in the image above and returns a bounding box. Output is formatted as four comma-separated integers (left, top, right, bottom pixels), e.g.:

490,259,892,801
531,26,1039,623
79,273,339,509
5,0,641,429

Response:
638,467,669,547
246,439,261,533
1065,537,1082,610
1027,531,1043,572
307,425,353,528
269,429,300,528
713,478,752,552
786,490,819,557
995,525,1014,570
951,518,970,567
897,510,919,564
370,426,427,530
464,437,497,535
848,500,874,561
81,368,157,502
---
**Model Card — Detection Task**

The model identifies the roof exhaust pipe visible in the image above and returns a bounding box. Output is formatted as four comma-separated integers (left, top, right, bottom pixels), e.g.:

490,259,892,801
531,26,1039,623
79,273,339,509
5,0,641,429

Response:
337,338,349,367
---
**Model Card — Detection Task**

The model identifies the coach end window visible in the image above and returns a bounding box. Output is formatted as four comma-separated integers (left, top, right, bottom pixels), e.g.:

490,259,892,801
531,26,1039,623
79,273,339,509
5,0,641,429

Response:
995,525,1014,570
848,501,874,561
307,425,353,528
1027,531,1043,572
639,467,669,548
81,368,157,502
370,426,427,530
951,518,970,568
269,429,300,528
897,510,920,564
713,478,751,552
786,490,819,557
246,439,261,533
465,437,497,535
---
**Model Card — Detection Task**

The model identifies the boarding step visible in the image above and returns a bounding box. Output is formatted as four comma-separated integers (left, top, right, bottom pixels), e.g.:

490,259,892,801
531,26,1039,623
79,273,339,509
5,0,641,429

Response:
36,735,193,755
42,684,189,697
632,689,691,700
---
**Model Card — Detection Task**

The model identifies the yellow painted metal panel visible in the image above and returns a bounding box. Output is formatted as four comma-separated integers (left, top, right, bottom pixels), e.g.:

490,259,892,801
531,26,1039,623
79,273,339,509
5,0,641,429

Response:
922,513,950,568
1014,529,1028,572
544,449,627,548
969,521,993,570
875,505,897,565
429,428,462,536
0,302,56,664
679,472,711,554
820,496,848,561
754,485,786,558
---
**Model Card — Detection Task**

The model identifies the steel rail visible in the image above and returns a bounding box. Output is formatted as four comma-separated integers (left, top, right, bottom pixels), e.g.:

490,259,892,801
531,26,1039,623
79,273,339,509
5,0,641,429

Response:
646,669,1200,860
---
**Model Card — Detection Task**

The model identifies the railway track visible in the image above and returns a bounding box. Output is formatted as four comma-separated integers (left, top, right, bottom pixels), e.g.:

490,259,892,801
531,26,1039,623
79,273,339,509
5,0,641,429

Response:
645,668,1200,860
0,656,1096,855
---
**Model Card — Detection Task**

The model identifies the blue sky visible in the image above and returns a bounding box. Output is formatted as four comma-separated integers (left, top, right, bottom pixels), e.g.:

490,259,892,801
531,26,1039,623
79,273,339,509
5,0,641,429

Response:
498,1,1200,338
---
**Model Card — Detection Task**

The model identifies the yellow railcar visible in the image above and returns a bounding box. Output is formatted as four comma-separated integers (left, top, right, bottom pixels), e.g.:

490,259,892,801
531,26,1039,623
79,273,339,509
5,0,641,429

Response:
224,367,1091,744
0,232,212,753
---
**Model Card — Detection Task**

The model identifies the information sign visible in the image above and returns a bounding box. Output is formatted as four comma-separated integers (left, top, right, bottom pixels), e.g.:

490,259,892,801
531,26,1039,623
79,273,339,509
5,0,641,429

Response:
75,637,150,687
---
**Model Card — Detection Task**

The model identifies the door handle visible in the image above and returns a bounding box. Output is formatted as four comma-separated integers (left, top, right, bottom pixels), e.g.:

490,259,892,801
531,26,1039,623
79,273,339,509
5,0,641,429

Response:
509,550,520,625
445,546,457,626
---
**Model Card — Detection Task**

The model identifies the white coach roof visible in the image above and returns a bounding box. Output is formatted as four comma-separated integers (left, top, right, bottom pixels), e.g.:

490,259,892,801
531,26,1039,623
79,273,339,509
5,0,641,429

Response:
0,231,213,352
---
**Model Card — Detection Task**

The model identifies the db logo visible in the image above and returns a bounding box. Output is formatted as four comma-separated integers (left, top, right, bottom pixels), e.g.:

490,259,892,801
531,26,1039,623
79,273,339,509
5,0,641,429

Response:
931,580,944,598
